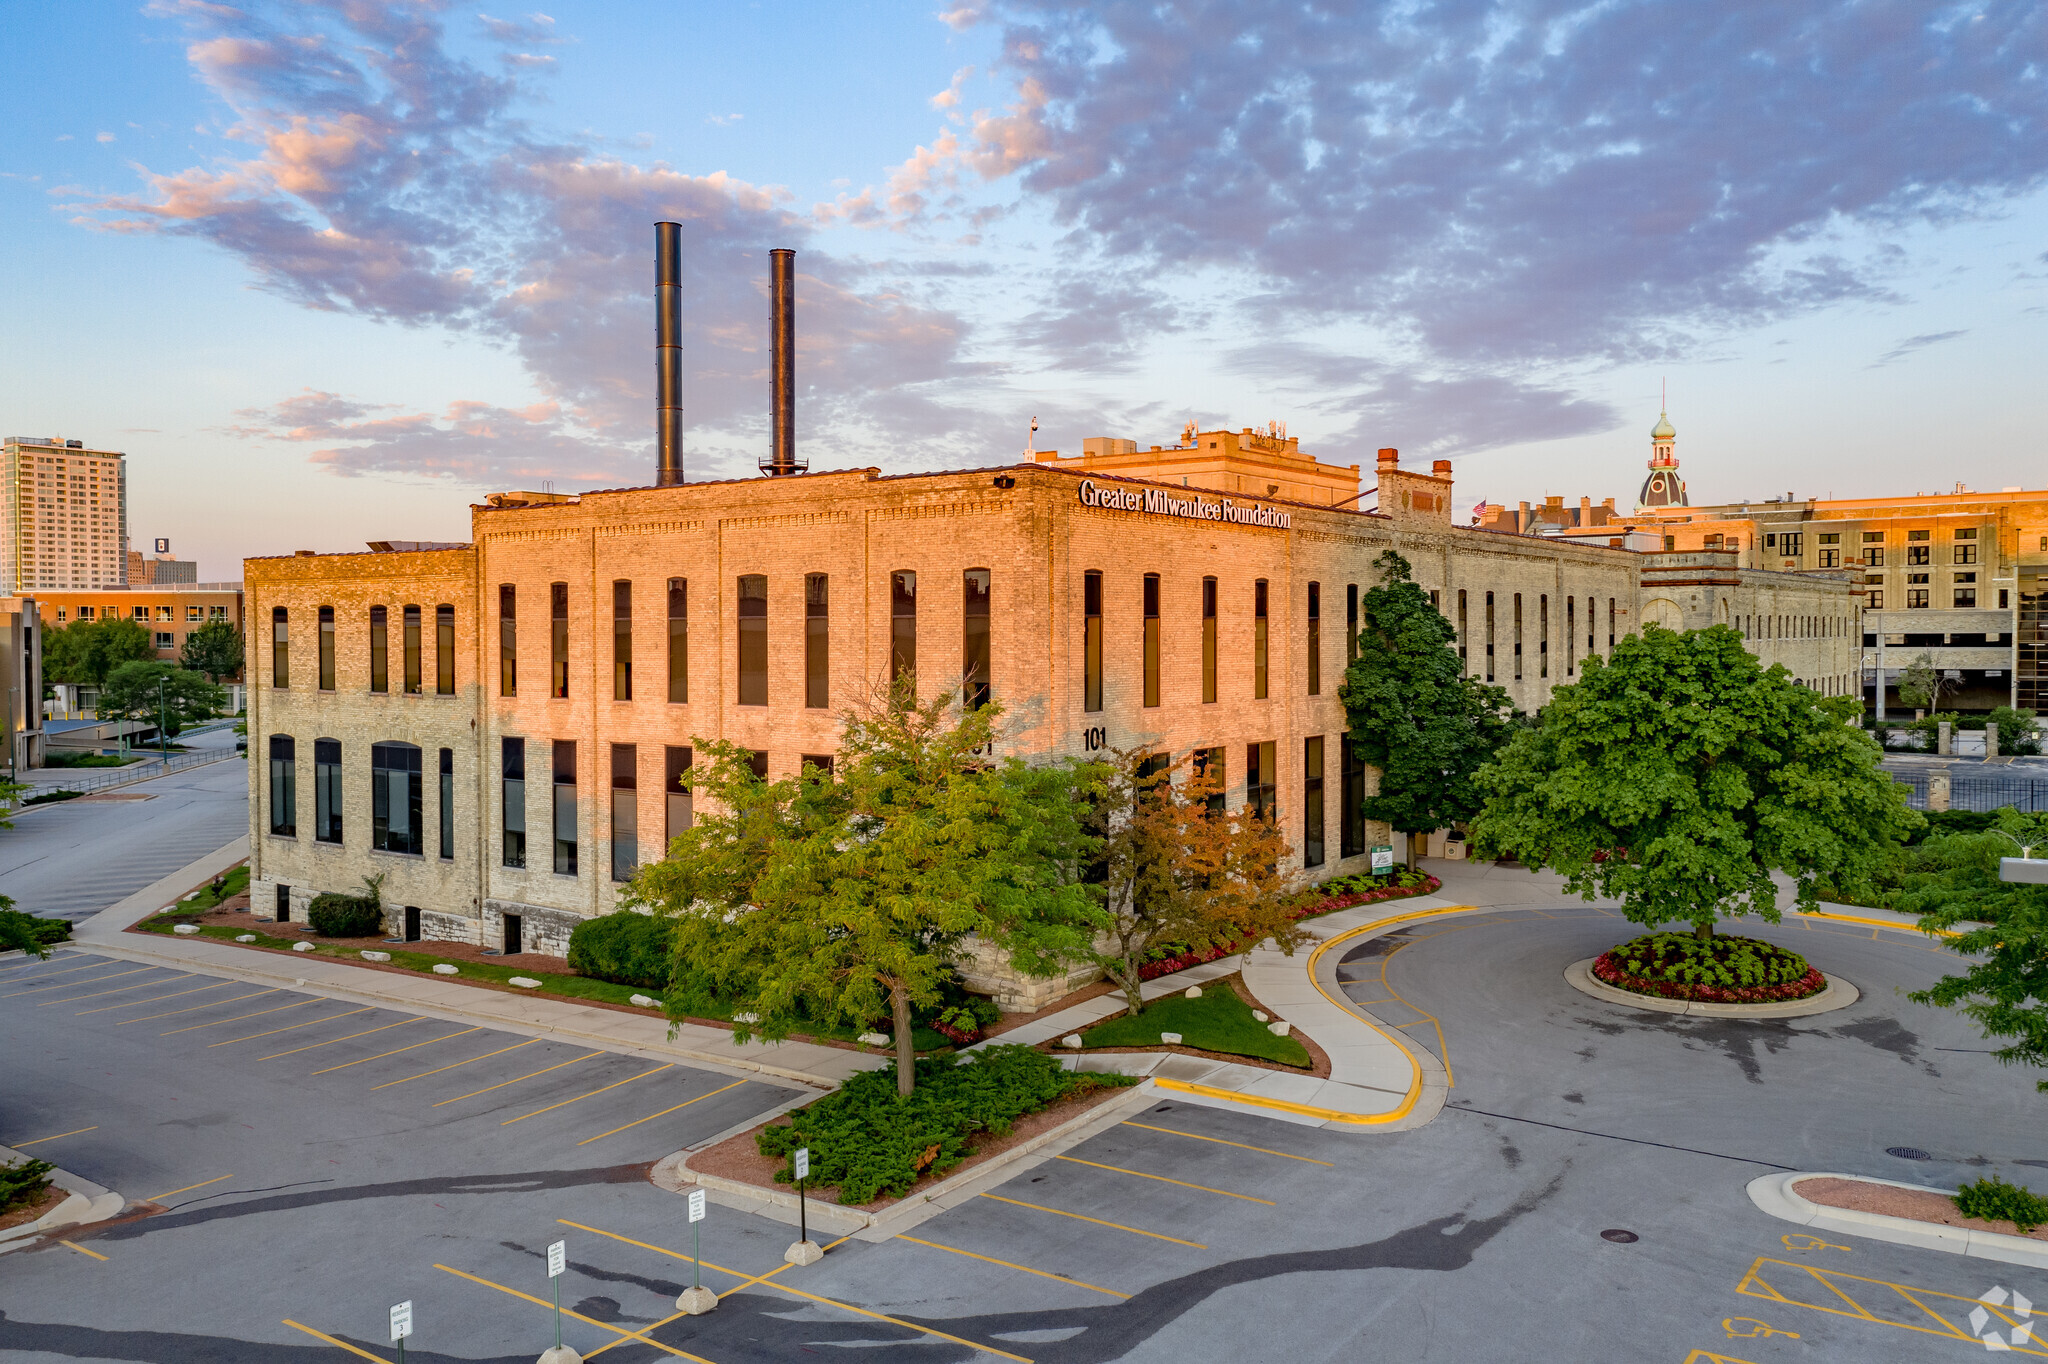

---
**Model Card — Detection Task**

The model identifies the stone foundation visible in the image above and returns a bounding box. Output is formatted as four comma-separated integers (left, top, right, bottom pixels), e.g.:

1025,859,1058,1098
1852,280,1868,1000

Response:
248,875,317,925
481,898,582,958
955,934,1104,1012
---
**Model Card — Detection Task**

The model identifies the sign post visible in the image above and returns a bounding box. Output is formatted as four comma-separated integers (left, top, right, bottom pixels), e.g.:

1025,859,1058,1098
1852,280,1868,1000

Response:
548,1239,566,1353
676,1186,718,1313
1371,844,1394,875
783,1146,822,1266
389,1301,412,1364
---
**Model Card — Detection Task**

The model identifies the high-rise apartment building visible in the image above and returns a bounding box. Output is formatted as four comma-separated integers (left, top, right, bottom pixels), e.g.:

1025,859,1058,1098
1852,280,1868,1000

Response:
2,436,130,593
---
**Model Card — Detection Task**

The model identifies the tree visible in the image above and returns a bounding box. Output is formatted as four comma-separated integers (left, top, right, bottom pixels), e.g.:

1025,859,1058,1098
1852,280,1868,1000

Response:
626,680,1103,1096
1469,624,1920,938
40,617,155,686
96,662,227,739
1340,550,1515,868
1086,748,1303,1019
1896,653,1954,714
0,897,55,961
179,618,245,682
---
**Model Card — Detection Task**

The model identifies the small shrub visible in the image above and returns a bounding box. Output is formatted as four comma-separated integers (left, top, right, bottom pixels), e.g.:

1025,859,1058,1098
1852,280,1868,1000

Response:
1606,933,1810,989
567,911,674,989
1953,1174,2048,1234
1987,705,2043,756
0,1157,55,1215
307,893,383,938
0,910,72,949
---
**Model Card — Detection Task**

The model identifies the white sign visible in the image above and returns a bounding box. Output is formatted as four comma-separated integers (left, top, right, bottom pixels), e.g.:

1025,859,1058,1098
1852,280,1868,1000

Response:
1076,479,1292,529
688,1188,707,1223
547,1239,566,1279
794,1147,810,1181
1371,845,1394,874
389,1301,413,1341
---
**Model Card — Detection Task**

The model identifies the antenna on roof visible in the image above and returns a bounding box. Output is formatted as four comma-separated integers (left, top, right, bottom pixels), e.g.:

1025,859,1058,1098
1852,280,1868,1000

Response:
1024,415,1038,459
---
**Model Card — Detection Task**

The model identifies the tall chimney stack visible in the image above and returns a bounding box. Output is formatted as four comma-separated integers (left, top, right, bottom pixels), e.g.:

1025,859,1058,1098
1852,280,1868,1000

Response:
763,248,804,475
654,221,684,487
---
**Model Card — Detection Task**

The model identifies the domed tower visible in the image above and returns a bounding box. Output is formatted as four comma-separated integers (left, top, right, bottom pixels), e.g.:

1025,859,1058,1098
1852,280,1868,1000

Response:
1636,408,1687,510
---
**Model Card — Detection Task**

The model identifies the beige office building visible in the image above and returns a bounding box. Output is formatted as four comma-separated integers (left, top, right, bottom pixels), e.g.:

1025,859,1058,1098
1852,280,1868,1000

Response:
2,436,130,594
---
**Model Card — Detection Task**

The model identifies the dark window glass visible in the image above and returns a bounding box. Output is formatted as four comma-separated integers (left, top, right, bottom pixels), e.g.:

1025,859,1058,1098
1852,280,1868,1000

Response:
1486,591,1497,681
738,574,767,705
747,749,769,780
371,741,423,855
499,585,515,697
502,737,526,868
439,747,454,861
665,746,693,841
801,753,835,776
891,570,917,692
268,734,295,834
403,605,421,695
1307,583,1321,696
271,607,288,688
318,606,336,691
550,583,569,698
613,581,632,701
667,578,688,704
1347,584,1359,663
1202,577,1218,703
1303,736,1324,868
1607,597,1616,650
370,606,388,693
1247,740,1276,820
1142,573,1160,708
963,569,991,709
1567,597,1577,675
1457,589,1468,667
314,737,341,843
1254,580,1269,700
1083,570,1103,713
1538,594,1548,679
610,743,637,882
436,604,454,695
1194,746,1226,814
552,739,578,875
806,573,829,709
1341,732,1365,858
1513,593,1523,680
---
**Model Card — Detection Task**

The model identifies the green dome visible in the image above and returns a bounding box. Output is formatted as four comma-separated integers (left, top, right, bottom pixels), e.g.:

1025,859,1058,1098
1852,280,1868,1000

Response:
1651,412,1676,440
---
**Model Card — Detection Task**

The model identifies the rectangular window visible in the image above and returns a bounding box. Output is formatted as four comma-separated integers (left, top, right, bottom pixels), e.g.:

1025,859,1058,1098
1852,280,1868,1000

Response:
502,737,526,869
1084,570,1103,712
1819,532,1840,544
1819,548,1840,567
1956,528,1978,540
1307,582,1321,696
1607,597,1615,650
665,746,693,841
1781,532,1804,558
738,574,767,705
1202,576,1218,703
802,754,835,778
1538,595,1548,678
499,585,515,697
1907,589,1930,609
748,750,769,780
552,739,578,875
550,583,569,698
1908,529,1930,541
1340,732,1365,859
963,569,991,709
155,631,175,650
439,748,454,861
1566,597,1576,674
806,573,830,709
1955,543,1978,565
314,738,342,844
1863,530,1885,542
371,742,423,856
890,570,917,692
1254,579,1269,699
403,605,422,695
1194,746,1226,814
268,735,296,835
436,604,454,696
1347,583,1359,663
1908,573,1930,584
1302,736,1324,868
271,607,288,688
1868,590,1884,611
1513,593,1524,680
610,743,637,882
1142,573,1161,707
1907,545,1931,566
318,606,335,691
613,580,632,701
1485,592,1496,682
1865,547,1886,567
1458,589,1468,667
667,578,688,704
1955,588,1977,607
1247,740,1277,820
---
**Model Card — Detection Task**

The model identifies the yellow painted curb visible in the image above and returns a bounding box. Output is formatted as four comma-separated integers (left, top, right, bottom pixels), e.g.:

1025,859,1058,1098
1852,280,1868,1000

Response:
1804,909,1952,937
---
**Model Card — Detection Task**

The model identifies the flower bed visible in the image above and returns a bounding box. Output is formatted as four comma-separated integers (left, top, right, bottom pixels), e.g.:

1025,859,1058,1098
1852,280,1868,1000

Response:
1592,932,1826,1004
1136,873,1441,980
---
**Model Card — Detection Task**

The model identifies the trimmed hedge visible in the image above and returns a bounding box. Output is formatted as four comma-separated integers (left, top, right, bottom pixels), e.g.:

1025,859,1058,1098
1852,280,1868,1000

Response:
1954,1174,2048,1235
1593,932,1825,1004
567,910,673,990
307,892,383,938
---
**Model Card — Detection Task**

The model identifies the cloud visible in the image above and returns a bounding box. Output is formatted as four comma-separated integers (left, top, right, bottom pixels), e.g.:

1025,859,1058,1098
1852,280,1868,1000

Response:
1871,329,1969,367
1007,273,1191,373
228,387,607,482
96,131,115,143
705,113,742,127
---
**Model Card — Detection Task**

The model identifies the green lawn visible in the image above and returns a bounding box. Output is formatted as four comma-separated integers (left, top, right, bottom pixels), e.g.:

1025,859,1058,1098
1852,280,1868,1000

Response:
1080,985,1311,1068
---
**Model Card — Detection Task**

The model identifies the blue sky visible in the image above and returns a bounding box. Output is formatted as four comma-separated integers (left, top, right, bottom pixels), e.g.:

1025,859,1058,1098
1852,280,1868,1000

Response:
3,0,2045,579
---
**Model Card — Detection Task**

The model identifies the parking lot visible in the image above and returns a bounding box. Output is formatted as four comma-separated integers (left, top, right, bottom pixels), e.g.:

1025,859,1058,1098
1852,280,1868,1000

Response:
2,904,2045,1362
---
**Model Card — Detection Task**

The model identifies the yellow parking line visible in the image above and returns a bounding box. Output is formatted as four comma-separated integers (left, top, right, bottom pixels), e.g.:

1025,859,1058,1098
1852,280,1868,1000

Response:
1052,1154,1275,1205
1121,1121,1333,1165
370,1036,539,1090
897,1234,1129,1298
2,966,154,997
979,1193,1208,1248
147,1174,233,1202
60,1239,108,1261
431,1050,600,1107
281,1319,391,1362
256,1016,421,1061
13,1126,98,1148
121,987,280,1025
36,971,191,1005
433,1264,716,1363
76,981,232,1015
311,1028,482,1076
501,1064,672,1127
162,997,312,1034
206,1006,375,1047
575,1077,749,1145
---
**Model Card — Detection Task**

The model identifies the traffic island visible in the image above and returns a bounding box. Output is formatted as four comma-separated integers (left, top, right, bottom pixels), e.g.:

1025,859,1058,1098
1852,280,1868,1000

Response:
1748,1172,2048,1270
1564,931,1859,1019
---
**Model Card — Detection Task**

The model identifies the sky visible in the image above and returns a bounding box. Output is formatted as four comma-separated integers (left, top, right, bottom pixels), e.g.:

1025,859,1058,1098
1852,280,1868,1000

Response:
3,0,2045,581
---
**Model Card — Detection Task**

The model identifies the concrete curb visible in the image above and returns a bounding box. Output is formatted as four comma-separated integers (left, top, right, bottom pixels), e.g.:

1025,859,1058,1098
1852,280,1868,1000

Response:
1564,958,1860,1019
0,1144,125,1252
1746,1172,2048,1271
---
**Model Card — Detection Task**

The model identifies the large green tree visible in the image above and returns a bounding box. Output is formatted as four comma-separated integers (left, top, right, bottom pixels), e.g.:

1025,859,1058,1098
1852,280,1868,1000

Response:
40,617,155,686
96,661,227,739
626,682,1103,1095
179,618,245,682
1339,550,1514,868
1469,624,1919,937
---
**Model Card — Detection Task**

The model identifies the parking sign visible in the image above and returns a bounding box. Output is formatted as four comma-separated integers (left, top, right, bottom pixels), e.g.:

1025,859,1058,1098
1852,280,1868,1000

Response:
794,1147,810,1181
548,1239,566,1278
688,1188,707,1223
389,1301,412,1341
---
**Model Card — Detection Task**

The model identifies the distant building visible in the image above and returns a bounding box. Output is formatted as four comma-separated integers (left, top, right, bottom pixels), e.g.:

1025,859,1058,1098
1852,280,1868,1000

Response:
1,436,130,594
9,583,245,677
1637,410,1687,510
1474,494,1625,537
1,595,44,771
128,541,199,584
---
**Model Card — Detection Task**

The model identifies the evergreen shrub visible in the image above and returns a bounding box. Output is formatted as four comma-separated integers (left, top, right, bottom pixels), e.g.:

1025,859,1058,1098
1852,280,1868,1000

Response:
307,893,383,938
1953,1174,2048,1234
567,911,673,990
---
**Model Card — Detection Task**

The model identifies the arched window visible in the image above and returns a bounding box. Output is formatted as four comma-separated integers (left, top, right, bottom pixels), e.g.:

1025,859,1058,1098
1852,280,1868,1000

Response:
372,741,424,855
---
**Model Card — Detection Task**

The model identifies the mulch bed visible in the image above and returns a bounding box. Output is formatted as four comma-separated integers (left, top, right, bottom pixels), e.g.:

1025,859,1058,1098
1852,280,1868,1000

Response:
1051,972,1331,1077
1795,1176,2048,1243
686,1082,1133,1213
0,1184,69,1234
1591,953,1828,1004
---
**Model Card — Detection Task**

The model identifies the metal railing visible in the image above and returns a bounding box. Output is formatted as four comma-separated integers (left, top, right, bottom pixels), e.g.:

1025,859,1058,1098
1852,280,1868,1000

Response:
1892,771,2048,813
16,746,244,800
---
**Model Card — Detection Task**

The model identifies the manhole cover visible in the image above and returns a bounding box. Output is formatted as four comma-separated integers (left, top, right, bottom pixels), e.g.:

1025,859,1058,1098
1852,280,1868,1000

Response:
1886,1146,1932,1161
1600,1229,1639,1243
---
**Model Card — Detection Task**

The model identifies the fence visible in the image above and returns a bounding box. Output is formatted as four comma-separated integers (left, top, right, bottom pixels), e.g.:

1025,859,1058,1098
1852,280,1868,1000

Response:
1891,769,2048,813
18,746,243,800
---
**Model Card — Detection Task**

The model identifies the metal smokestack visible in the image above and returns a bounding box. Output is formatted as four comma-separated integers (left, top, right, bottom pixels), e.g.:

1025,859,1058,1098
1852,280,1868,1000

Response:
763,247,804,476
654,221,684,487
